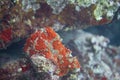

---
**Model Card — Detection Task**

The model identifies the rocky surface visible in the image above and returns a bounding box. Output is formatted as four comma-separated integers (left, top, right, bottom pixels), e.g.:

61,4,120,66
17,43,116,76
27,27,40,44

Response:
1,0,120,80
59,29,120,80
0,0,120,49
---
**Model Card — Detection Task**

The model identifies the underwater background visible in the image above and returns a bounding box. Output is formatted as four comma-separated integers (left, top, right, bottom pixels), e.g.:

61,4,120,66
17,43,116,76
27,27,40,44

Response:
0,0,120,80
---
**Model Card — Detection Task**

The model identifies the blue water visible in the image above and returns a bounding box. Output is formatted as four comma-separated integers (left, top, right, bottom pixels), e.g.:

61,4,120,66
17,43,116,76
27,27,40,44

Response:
84,20,120,46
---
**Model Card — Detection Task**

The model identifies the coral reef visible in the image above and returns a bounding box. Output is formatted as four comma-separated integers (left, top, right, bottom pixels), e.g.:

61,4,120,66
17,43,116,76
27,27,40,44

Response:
0,0,35,49
45,0,67,14
0,0,120,80
0,0,120,49
2,26,83,79
61,30,120,80
69,0,120,21
0,58,31,80
1,28,120,80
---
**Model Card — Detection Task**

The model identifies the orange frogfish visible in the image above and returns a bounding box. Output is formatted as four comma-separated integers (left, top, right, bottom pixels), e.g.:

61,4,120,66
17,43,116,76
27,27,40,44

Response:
24,27,80,76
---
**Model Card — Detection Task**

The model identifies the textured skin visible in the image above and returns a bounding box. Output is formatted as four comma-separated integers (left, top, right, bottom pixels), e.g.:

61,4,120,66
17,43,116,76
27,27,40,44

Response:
24,27,80,76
